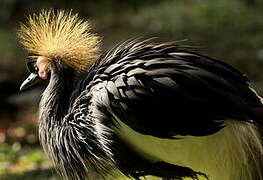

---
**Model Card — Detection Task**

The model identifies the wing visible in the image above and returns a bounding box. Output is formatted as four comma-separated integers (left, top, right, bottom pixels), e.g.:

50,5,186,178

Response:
80,40,262,138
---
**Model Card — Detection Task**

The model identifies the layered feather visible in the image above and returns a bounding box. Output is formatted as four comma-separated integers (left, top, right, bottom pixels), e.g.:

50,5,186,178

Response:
17,9,101,71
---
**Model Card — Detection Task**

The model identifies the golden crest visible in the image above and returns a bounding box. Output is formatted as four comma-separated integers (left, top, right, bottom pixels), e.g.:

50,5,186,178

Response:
18,9,101,71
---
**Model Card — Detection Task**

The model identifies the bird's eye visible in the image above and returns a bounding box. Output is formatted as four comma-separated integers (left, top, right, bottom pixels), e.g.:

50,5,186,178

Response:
26,59,38,74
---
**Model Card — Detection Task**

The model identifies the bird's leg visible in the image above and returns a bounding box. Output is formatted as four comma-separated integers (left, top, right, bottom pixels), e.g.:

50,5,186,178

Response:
143,162,202,180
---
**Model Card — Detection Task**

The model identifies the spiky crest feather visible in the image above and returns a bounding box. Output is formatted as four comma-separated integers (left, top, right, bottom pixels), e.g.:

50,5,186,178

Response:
18,9,101,71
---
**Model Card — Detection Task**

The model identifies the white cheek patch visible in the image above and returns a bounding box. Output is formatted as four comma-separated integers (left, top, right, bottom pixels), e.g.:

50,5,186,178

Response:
38,65,49,80
36,57,50,80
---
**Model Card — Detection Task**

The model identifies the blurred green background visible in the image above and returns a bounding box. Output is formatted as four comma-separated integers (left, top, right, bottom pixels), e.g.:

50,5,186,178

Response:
0,0,263,179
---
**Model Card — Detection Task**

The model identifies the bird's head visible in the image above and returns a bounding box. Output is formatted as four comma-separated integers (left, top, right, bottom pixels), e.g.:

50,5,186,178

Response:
18,9,101,91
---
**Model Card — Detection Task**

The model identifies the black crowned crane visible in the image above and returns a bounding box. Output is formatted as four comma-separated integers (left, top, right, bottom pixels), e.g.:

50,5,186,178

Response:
18,10,263,180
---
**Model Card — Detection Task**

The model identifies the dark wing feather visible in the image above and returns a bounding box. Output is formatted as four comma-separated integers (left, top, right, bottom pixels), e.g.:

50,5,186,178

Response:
79,40,262,138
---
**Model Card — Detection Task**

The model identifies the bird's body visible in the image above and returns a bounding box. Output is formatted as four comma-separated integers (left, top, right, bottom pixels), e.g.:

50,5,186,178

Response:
18,10,263,180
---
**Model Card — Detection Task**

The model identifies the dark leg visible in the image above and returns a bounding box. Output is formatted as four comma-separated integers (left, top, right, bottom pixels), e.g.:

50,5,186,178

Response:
143,162,208,180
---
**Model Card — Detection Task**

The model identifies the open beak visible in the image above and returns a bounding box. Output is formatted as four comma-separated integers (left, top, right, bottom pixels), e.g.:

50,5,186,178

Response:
20,73,40,91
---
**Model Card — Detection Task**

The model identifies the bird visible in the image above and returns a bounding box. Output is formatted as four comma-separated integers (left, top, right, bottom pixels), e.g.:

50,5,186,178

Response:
18,9,263,180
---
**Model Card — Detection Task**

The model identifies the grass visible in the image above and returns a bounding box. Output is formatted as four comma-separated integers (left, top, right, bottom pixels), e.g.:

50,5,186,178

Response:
0,143,208,180
2,169,57,180
0,143,53,180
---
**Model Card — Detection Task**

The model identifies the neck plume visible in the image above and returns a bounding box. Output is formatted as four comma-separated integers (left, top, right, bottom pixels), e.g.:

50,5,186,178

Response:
39,67,73,127
38,67,79,179
38,67,113,180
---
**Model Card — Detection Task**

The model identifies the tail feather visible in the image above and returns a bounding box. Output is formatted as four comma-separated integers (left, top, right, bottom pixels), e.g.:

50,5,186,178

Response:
236,123,263,180
204,122,263,180
245,89,263,180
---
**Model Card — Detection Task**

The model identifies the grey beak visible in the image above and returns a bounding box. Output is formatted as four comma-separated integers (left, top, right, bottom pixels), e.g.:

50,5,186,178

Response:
20,73,39,91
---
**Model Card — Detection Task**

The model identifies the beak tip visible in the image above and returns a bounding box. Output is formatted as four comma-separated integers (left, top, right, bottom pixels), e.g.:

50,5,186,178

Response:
19,82,26,91
19,86,24,91
20,73,39,91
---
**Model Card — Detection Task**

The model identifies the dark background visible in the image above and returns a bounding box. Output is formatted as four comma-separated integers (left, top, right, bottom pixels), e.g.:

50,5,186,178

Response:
0,0,263,179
